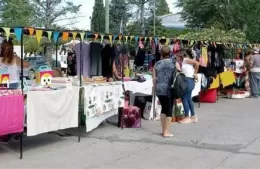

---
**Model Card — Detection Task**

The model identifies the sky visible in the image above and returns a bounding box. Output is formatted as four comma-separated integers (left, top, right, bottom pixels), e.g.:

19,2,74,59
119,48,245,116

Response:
59,0,178,30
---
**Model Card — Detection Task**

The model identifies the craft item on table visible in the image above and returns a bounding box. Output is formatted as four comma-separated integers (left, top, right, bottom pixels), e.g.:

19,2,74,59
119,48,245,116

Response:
92,76,106,83
22,78,29,92
51,77,73,88
0,89,22,96
123,77,131,81
0,67,9,88
35,65,53,86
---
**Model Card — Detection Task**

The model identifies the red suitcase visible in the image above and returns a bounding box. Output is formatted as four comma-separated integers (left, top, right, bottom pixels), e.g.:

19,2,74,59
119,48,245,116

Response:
200,89,217,103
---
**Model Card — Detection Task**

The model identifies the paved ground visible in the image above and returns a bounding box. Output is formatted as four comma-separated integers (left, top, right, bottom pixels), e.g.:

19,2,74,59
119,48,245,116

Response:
1,98,260,169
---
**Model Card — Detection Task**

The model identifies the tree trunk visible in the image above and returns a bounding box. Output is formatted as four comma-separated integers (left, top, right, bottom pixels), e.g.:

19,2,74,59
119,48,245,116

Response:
140,0,145,36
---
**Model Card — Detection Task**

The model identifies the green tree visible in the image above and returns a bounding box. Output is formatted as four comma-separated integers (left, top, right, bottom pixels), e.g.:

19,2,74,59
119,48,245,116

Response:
31,0,82,29
109,0,131,34
154,0,170,16
0,0,34,27
177,0,260,42
91,0,105,33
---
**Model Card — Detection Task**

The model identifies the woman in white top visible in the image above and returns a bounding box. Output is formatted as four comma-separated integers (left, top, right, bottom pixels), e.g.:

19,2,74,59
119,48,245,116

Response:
178,49,200,124
0,40,30,89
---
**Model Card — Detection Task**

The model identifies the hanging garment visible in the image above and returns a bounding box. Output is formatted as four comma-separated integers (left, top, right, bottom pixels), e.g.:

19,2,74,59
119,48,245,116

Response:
90,42,102,76
101,44,114,78
200,47,208,67
114,52,129,79
75,43,91,77
135,47,146,67
67,50,77,76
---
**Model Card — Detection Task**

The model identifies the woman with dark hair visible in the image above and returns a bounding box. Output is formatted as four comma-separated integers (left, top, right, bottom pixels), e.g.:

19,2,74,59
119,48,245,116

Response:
153,46,178,138
179,49,200,124
0,40,30,89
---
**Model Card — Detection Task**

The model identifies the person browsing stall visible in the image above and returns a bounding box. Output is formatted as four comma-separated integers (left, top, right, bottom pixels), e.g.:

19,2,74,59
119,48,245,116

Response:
179,49,200,124
0,40,30,89
153,46,179,138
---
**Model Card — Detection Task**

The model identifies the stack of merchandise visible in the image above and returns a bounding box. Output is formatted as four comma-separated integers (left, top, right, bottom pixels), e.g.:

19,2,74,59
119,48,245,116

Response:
83,76,107,84
51,77,73,88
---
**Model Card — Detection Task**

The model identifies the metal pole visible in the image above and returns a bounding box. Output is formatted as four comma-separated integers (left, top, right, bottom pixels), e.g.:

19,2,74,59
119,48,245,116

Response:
153,0,156,36
105,0,110,33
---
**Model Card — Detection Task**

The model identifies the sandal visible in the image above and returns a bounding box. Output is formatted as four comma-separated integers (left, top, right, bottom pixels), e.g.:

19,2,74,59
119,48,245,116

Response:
163,133,174,138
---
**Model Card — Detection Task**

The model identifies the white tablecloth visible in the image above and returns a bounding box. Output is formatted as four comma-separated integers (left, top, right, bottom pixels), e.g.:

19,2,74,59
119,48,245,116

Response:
27,87,80,136
83,83,124,132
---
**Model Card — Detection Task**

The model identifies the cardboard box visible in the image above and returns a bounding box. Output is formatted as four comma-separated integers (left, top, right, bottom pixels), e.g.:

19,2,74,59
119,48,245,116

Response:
35,65,53,86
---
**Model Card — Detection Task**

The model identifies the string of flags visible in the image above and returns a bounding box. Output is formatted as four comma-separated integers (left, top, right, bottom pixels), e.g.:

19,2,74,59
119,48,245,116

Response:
1,27,260,49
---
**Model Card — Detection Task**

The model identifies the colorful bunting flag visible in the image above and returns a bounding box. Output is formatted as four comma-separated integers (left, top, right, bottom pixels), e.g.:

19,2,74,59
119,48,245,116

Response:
62,32,69,41
119,34,123,43
80,32,85,41
28,28,34,35
108,35,112,44
134,36,139,43
14,28,23,41
94,34,98,41
154,37,158,45
3,27,10,41
47,31,52,41
125,36,129,43
53,31,60,43
72,32,77,40
113,35,118,42
130,36,134,42
101,35,104,43
35,30,43,43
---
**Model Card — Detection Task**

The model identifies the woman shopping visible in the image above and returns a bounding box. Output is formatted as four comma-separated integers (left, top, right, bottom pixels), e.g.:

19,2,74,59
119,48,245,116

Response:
179,49,200,124
0,40,30,89
153,46,177,138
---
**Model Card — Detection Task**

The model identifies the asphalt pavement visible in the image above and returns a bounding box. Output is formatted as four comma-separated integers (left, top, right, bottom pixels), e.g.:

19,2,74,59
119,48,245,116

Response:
0,97,260,169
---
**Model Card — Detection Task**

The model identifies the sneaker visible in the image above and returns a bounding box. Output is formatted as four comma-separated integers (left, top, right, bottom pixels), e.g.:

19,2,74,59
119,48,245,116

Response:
179,118,191,124
191,116,198,123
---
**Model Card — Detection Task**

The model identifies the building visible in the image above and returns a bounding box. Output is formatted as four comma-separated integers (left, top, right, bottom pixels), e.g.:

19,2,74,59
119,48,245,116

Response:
158,13,186,29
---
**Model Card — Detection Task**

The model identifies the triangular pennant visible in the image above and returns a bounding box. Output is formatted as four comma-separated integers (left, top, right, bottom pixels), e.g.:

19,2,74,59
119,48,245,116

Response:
62,32,69,41
35,30,43,43
119,34,123,42
80,32,85,41
130,36,134,42
113,35,118,42
190,40,194,46
94,34,98,41
47,31,52,41
53,31,60,43
100,35,104,43
3,27,10,41
166,38,169,45
125,36,129,43
134,36,139,43
28,28,34,35
108,35,112,43
72,32,77,40
144,37,147,42
149,37,153,43
14,28,23,41
154,37,158,45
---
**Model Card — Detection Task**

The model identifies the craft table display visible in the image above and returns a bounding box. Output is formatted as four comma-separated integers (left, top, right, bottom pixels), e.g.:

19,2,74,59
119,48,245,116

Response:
83,83,124,132
26,87,80,136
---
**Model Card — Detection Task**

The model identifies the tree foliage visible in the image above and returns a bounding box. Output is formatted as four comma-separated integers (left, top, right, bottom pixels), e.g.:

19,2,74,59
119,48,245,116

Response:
91,0,105,33
0,0,34,27
178,27,247,43
109,0,131,34
31,0,82,29
177,0,260,42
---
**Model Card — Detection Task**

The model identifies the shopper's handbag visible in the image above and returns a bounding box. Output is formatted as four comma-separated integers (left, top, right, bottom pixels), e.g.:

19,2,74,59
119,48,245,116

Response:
121,105,141,128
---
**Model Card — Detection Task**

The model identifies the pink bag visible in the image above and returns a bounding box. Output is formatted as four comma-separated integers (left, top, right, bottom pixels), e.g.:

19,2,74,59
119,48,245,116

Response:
121,106,141,128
